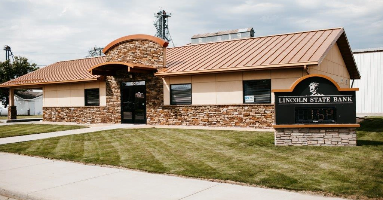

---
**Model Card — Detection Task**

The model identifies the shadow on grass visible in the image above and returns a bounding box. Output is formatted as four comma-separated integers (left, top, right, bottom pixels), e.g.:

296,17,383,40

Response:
357,140,383,146
357,117,383,132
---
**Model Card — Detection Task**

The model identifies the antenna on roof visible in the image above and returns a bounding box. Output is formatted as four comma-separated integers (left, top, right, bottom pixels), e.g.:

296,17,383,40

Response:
154,9,175,47
3,45,14,61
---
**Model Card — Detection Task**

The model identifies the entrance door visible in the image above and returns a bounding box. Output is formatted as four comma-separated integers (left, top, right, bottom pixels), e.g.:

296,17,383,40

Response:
121,81,146,124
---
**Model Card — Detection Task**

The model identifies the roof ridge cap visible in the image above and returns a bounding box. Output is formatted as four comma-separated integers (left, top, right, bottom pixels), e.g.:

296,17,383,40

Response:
171,27,344,48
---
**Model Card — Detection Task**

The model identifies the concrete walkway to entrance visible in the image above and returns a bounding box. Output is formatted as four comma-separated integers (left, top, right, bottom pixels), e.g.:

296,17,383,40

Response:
0,123,147,145
0,152,344,200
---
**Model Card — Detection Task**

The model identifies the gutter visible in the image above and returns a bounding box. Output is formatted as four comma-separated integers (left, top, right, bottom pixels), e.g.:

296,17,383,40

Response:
155,62,318,77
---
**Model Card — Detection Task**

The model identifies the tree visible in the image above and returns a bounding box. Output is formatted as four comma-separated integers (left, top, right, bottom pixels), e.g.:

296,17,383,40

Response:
0,56,38,107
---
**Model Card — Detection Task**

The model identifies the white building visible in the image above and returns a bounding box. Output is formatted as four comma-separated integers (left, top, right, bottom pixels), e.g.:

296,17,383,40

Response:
0,90,43,116
353,48,383,116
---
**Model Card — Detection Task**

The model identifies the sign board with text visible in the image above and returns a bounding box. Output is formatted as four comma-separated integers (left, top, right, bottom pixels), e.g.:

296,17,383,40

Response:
274,75,357,124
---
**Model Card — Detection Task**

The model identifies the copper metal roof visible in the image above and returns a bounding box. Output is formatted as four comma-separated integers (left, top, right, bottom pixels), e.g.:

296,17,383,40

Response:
0,57,106,87
161,27,360,79
0,27,360,88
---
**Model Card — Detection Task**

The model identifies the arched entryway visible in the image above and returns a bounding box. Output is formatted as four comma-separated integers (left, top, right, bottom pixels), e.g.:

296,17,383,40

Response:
89,62,158,124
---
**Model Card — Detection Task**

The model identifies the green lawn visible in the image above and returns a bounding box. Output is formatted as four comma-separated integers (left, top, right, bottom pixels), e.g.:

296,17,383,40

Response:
0,115,43,120
0,119,382,199
0,124,87,138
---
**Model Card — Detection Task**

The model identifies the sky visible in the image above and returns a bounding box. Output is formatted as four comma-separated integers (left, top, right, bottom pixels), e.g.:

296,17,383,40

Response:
0,0,382,67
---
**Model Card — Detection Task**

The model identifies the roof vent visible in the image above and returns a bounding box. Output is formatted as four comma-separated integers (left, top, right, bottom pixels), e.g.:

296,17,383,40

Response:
191,28,254,44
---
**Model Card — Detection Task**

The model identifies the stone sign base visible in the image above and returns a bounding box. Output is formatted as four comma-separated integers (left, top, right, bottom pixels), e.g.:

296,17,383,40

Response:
274,127,357,146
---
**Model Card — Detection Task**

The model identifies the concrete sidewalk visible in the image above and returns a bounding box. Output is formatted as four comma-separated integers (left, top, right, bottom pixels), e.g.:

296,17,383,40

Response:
0,153,344,200
0,124,146,145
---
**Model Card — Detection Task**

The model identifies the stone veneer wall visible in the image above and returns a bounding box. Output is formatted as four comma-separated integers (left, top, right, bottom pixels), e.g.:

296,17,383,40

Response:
105,72,164,124
274,128,357,146
43,107,118,124
43,72,164,124
105,40,164,68
147,105,274,128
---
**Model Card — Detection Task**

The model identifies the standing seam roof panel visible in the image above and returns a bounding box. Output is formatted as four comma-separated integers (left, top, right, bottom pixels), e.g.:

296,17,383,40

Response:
300,30,332,62
248,35,290,66
202,39,249,70
167,44,207,70
189,40,246,71
176,42,226,72
262,34,300,65
254,34,293,66
229,37,271,68
309,29,343,62
174,42,226,72
270,33,306,65
166,48,190,68
215,38,261,69
236,37,277,67
243,35,284,66
280,32,316,64
289,31,326,64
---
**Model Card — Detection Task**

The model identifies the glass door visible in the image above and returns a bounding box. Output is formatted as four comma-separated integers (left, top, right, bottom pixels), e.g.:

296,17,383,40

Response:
121,81,146,124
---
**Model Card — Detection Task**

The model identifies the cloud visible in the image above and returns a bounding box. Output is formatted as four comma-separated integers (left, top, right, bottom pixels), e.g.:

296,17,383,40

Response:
226,2,284,14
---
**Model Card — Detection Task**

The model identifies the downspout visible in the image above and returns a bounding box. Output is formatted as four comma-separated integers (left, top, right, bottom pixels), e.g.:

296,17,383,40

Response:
351,79,355,88
304,65,309,75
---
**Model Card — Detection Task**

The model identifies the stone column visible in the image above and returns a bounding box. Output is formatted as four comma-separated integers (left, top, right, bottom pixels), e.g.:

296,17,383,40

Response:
8,88,16,119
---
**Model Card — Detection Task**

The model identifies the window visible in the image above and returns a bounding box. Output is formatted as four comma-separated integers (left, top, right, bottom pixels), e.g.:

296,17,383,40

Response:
85,88,99,106
170,84,191,105
243,79,271,104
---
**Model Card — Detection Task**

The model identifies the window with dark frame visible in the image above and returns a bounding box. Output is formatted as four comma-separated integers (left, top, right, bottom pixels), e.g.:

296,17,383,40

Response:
243,79,271,104
170,84,192,105
85,88,100,106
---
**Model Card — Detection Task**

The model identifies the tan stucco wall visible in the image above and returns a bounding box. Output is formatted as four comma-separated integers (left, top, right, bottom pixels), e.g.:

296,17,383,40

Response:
43,81,106,107
311,43,351,88
163,69,305,105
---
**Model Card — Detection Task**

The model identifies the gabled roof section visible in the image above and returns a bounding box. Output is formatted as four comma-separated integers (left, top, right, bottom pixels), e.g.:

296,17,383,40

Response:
0,57,106,88
159,27,360,79
333,31,360,79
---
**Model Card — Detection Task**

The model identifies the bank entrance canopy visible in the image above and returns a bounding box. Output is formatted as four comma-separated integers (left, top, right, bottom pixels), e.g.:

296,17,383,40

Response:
89,62,158,76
